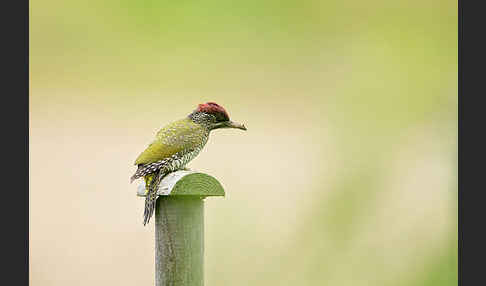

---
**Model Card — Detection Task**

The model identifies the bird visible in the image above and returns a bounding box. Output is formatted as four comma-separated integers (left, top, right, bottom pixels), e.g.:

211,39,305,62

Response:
131,102,247,225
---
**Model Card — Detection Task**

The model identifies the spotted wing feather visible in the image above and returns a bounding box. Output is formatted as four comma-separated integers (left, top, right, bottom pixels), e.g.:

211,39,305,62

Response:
130,118,209,182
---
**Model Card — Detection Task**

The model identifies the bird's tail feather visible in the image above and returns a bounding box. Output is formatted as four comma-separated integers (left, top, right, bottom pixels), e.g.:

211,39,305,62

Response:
143,171,162,226
143,192,157,226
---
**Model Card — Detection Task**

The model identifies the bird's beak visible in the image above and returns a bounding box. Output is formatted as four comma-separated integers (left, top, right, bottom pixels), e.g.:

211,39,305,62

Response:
226,121,247,131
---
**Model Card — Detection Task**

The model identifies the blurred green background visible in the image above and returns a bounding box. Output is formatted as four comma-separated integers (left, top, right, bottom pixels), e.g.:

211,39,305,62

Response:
30,0,457,285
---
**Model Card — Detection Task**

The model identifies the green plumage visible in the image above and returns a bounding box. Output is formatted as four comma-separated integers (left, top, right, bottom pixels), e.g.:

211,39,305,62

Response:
134,117,209,166
132,117,210,226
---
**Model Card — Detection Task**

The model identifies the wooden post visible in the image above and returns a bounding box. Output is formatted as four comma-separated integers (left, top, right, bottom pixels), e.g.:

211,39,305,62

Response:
137,170,225,286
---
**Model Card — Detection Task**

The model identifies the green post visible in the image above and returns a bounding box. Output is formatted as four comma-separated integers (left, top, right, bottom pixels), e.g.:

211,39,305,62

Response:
137,170,225,286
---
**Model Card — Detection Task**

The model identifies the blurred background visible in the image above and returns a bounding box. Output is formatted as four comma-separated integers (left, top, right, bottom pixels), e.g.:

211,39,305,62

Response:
30,0,457,285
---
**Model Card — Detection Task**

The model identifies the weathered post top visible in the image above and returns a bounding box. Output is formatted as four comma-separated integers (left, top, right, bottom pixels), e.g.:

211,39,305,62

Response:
137,170,225,286
136,170,225,198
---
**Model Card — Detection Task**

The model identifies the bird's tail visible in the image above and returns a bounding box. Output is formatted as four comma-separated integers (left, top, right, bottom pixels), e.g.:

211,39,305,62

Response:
143,172,161,226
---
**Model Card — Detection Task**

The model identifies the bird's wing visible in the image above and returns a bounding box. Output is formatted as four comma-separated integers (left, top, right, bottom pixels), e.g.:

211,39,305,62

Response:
134,118,206,165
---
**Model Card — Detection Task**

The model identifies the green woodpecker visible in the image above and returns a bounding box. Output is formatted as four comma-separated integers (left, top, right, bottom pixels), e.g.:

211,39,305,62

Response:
131,102,247,225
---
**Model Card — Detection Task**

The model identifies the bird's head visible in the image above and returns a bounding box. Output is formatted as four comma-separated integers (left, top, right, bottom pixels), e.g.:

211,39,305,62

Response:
191,102,247,131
